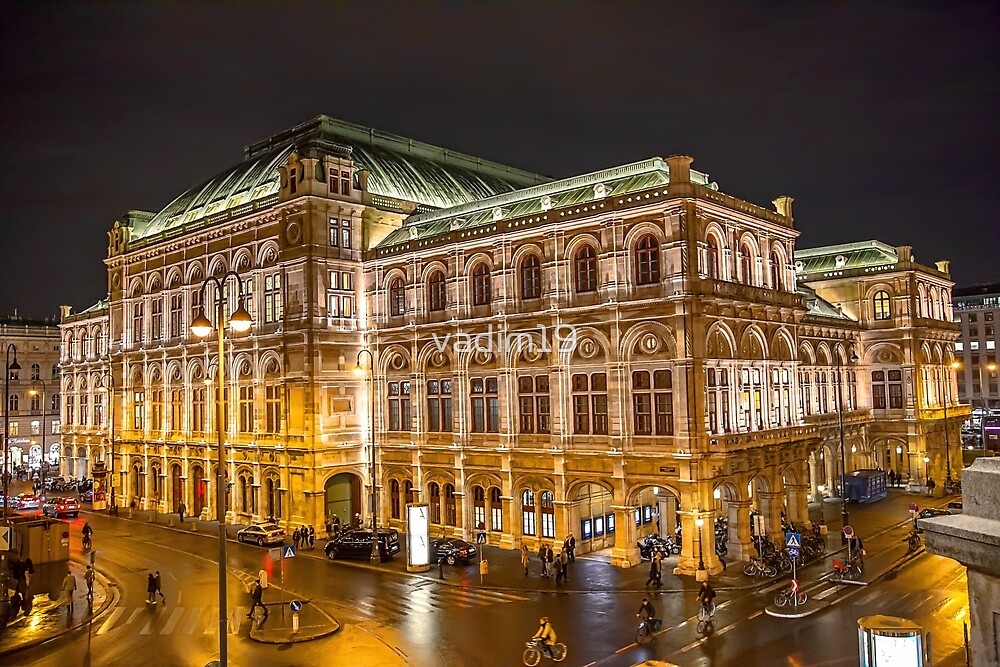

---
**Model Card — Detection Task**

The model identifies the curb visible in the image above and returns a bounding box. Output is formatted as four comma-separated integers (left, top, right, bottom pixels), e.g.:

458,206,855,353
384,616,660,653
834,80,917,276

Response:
0,561,118,657
248,601,341,645
764,599,830,618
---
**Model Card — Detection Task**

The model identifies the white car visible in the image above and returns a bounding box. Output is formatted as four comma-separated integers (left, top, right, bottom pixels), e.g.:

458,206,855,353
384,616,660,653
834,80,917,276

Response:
15,494,43,510
236,523,286,547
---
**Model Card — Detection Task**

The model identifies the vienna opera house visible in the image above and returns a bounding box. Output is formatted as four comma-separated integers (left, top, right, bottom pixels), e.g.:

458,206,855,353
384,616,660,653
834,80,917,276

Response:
57,115,965,572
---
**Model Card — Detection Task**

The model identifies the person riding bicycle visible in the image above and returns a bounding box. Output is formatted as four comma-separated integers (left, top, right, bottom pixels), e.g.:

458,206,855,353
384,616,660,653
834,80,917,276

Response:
82,522,93,547
636,597,657,632
532,616,558,657
696,580,717,616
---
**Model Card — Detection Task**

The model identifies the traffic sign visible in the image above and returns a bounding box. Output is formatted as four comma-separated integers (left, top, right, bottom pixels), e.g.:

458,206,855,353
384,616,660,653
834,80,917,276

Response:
268,547,281,562
785,532,801,549
282,545,296,559
290,600,303,613
788,546,800,559
0,527,9,551
843,525,854,537
908,502,919,512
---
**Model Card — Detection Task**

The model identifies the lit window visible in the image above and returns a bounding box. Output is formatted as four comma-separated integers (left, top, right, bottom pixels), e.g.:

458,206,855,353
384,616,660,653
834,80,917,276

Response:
574,245,598,293
472,264,491,306
520,255,541,299
389,278,405,316
634,235,660,285
872,291,891,320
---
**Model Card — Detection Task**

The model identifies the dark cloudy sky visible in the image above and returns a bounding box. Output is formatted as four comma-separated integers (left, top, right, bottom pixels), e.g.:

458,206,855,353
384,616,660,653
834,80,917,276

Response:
1,2,997,319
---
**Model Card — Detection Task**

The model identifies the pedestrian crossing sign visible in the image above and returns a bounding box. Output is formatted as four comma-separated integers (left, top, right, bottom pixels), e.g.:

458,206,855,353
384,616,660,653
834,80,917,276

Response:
785,533,801,549
283,545,296,559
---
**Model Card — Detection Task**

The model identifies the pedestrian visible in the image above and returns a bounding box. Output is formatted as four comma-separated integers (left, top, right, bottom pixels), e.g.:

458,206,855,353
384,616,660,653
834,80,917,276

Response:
521,545,531,576
154,570,166,604
308,525,316,550
546,544,555,578
355,512,362,528
325,517,333,538
559,548,569,583
927,477,936,496
24,557,34,589
654,552,664,587
84,565,96,601
62,568,77,613
293,527,301,549
538,543,548,577
146,573,157,605
888,470,896,488
178,501,186,523
247,578,268,619
554,552,565,585
567,533,576,562
10,590,22,620
645,556,659,588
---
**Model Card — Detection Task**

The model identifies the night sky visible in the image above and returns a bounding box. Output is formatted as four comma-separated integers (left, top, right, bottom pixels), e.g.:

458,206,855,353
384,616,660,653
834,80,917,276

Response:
1,3,997,319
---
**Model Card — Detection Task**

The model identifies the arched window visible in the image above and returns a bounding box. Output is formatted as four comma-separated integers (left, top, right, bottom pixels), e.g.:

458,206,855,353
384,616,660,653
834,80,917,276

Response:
490,487,503,531
520,254,541,300
444,483,457,526
872,290,891,321
574,245,598,293
540,490,555,539
521,489,536,536
634,235,660,285
390,479,401,519
473,485,486,529
472,263,492,306
428,271,446,312
739,244,754,284
769,251,783,290
30,364,40,380
404,479,415,505
8,394,18,411
389,278,405,316
429,482,441,524
706,236,720,279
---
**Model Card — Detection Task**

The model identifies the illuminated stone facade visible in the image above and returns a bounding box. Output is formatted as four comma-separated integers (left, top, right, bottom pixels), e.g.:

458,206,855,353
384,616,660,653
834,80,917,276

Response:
57,116,966,572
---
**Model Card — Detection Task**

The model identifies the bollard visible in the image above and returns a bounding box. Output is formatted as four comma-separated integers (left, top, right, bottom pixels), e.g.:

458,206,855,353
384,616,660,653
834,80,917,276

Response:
438,556,445,580
292,612,299,633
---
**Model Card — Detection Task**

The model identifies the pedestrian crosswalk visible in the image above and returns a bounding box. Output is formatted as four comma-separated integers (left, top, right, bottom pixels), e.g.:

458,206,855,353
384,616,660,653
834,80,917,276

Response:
95,605,254,636
347,580,530,619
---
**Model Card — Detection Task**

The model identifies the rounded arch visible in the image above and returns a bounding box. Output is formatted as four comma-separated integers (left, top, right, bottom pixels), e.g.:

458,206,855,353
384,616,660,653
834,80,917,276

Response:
932,343,944,365
419,260,449,284
378,344,413,375
736,231,761,256
920,342,933,365
464,252,495,274
382,267,407,290
510,242,545,269
713,479,744,503
563,232,602,261
624,220,666,249
620,321,677,361
624,481,683,507
186,261,206,284
259,351,282,377
815,342,833,366
231,353,255,379
798,340,816,365
146,363,163,385
865,342,903,365
324,472,362,529
145,272,163,293
771,329,795,362
232,248,254,273
128,278,144,298
706,321,737,359
165,267,183,289
208,255,228,278
256,241,280,267
565,325,613,366
703,221,729,250
739,324,768,360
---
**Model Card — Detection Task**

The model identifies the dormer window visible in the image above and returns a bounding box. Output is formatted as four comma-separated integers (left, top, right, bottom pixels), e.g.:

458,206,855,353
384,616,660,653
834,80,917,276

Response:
289,168,297,195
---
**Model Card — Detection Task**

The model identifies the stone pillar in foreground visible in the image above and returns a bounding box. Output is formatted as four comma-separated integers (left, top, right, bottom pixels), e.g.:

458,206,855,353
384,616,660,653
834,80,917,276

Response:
920,458,1000,667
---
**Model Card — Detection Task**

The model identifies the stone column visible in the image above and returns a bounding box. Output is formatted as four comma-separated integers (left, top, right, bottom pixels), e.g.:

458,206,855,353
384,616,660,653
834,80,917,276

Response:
786,484,810,526
611,505,639,568
808,451,823,502
758,492,785,547
727,500,753,561
664,494,678,536
673,509,723,576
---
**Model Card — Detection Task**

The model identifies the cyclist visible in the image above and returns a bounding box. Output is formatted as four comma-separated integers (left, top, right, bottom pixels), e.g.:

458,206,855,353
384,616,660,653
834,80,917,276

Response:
532,616,558,658
82,522,94,548
696,580,717,617
636,596,657,634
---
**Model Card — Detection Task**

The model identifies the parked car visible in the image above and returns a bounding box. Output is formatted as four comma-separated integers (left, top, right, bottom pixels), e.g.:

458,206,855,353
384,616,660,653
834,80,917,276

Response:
81,489,94,502
236,523,287,547
946,501,963,514
918,507,949,519
43,497,81,518
325,528,401,562
431,538,478,565
14,494,43,510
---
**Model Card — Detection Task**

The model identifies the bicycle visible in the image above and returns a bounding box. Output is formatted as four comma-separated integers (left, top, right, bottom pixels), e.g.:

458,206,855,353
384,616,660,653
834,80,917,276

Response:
774,586,807,607
696,601,716,633
904,530,921,552
83,535,93,551
522,638,567,666
636,616,660,644
831,557,861,583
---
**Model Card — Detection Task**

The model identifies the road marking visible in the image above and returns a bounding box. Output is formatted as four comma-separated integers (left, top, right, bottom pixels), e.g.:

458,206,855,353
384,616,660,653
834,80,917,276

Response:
904,593,934,614
814,585,841,600
615,643,637,654
96,608,124,635
125,607,144,625
160,607,185,634
748,610,764,620
716,621,737,636
140,614,159,635
680,637,705,653
432,589,491,607
182,608,203,634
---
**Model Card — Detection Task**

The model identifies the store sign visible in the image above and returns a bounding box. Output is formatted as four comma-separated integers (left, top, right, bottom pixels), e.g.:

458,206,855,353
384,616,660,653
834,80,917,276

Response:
406,503,430,572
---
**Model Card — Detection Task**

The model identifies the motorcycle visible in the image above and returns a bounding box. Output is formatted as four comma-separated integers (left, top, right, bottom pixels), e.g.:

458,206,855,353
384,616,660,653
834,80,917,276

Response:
637,534,680,560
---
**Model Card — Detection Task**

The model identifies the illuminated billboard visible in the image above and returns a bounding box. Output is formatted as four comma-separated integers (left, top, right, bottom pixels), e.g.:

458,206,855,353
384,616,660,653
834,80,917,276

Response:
406,503,431,572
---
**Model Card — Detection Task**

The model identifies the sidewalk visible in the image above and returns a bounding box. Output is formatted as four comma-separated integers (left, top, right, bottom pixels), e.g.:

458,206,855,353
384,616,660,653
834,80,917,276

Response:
0,560,113,656
248,599,340,644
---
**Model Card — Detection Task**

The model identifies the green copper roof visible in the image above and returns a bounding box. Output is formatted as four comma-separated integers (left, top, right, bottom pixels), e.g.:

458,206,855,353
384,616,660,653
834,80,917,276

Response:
376,157,712,247
797,285,854,321
130,115,551,242
794,240,899,275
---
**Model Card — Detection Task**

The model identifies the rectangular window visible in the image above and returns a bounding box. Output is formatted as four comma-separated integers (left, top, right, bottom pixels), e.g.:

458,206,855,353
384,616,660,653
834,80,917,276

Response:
341,296,354,319
888,370,904,409
170,294,183,338
388,381,411,431
328,168,339,194
191,387,205,433
132,302,144,344
572,372,608,435
150,298,162,340
470,377,499,433
329,218,339,247
341,219,352,249
132,390,145,430
239,385,255,433
341,270,353,291
170,390,183,433
341,170,350,195
426,379,453,432
632,370,673,435
327,293,339,317
264,273,283,323
265,384,282,434
517,374,551,434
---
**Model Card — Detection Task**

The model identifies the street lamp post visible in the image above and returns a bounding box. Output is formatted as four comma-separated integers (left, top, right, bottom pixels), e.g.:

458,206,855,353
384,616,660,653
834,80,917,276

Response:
191,272,252,667
896,445,903,482
28,380,48,500
2,343,21,621
694,513,705,572
835,350,859,543
99,370,118,514
354,349,381,566
923,456,930,488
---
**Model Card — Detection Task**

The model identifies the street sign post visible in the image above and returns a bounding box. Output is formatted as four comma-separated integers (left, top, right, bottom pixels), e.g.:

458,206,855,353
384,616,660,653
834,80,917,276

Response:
268,547,281,562
289,600,302,612
843,525,854,561
785,532,801,606
290,600,302,633
0,527,10,551
282,545,296,559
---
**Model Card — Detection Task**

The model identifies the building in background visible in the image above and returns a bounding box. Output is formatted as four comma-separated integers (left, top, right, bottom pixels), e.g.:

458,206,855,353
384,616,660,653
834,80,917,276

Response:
952,283,1000,413
55,115,966,571
1,314,62,475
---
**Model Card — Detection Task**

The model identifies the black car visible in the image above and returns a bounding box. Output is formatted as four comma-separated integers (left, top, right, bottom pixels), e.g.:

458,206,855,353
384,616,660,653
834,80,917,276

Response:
431,538,478,565
918,507,949,519
325,528,401,562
